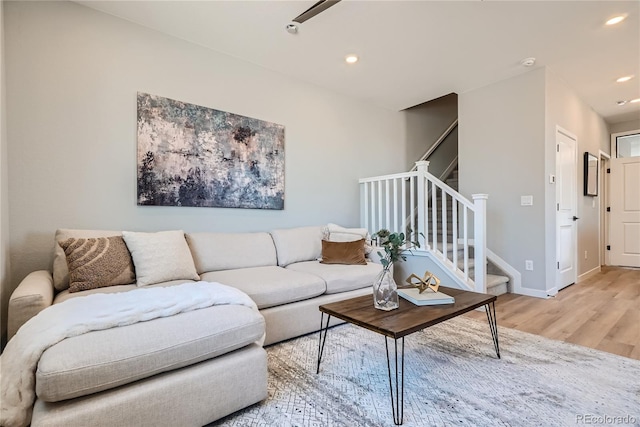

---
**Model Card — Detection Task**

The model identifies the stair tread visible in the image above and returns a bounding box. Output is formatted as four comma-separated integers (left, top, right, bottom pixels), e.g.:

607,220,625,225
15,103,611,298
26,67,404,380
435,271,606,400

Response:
486,274,509,287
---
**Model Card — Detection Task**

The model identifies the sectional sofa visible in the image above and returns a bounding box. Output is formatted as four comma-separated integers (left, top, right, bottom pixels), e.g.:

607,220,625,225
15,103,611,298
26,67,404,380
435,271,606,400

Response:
5,225,381,427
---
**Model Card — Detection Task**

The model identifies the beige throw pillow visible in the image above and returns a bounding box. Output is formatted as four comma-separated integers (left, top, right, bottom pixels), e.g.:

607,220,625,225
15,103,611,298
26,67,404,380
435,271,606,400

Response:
320,239,367,265
122,230,199,286
270,226,324,267
60,237,136,293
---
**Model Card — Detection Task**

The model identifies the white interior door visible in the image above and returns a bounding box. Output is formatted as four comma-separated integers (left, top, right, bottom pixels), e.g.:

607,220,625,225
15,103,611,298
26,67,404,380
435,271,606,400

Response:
609,131,640,267
556,128,578,290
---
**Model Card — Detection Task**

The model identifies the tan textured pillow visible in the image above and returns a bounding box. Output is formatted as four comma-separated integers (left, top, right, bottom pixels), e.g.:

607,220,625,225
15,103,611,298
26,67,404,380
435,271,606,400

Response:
53,229,123,291
320,239,367,265
60,237,136,293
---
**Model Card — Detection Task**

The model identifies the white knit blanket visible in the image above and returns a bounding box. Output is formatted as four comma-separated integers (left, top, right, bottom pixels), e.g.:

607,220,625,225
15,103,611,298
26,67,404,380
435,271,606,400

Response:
0,281,257,427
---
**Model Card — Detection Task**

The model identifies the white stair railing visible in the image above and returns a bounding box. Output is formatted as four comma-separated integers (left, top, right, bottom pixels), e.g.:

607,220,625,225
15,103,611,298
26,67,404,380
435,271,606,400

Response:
359,161,488,293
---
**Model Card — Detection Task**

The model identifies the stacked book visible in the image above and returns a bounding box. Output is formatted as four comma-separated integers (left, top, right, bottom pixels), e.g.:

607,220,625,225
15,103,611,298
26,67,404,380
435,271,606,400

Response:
398,288,455,306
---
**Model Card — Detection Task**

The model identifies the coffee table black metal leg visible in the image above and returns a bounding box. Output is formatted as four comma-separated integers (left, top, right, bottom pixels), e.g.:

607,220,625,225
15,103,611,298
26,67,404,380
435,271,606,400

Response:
485,301,500,359
384,336,405,425
316,312,331,374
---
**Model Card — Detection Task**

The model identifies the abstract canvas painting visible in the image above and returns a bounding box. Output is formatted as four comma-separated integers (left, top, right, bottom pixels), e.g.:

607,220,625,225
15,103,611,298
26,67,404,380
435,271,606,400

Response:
136,92,285,209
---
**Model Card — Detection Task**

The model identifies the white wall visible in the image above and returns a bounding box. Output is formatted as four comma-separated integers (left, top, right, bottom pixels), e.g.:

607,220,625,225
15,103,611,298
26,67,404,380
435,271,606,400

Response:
0,0,10,346
460,67,611,297
459,69,547,295
610,119,640,135
3,2,406,307
403,93,458,172
544,69,610,286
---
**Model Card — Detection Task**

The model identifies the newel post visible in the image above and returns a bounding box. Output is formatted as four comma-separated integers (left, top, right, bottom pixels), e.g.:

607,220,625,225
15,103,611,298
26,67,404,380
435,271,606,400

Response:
472,194,488,293
415,161,430,249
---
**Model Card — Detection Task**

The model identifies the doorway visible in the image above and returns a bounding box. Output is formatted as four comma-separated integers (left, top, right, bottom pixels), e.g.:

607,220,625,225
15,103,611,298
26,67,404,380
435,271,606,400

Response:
556,127,578,290
600,151,610,267
609,130,640,267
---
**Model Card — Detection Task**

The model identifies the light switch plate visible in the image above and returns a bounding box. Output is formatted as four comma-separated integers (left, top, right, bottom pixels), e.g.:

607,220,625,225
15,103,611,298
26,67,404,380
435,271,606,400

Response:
549,174,555,184
521,195,533,206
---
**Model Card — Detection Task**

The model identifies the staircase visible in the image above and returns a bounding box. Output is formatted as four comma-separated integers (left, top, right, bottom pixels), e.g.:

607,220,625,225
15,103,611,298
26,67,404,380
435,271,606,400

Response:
437,169,509,296
359,161,514,296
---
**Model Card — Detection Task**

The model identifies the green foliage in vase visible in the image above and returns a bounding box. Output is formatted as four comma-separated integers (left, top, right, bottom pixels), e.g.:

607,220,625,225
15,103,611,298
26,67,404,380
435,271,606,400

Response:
373,229,422,272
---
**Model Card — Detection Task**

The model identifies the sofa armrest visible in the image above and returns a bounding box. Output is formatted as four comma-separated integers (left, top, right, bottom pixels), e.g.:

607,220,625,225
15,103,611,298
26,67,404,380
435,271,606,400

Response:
8,270,54,339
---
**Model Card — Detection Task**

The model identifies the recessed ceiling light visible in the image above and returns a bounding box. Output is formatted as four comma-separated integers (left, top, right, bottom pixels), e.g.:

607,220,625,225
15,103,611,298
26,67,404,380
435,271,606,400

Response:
617,75,634,83
606,14,627,26
345,54,359,64
520,57,536,67
286,23,298,34
630,98,640,104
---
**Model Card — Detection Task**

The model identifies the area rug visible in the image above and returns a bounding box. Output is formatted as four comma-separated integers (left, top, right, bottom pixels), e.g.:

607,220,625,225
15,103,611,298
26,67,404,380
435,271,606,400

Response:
212,317,640,427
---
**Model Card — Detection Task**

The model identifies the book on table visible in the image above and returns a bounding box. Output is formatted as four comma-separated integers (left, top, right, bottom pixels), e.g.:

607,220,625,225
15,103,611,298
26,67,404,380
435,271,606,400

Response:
398,288,455,306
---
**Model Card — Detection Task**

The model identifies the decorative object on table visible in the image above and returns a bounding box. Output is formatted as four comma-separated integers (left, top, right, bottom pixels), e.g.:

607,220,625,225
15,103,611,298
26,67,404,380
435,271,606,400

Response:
136,92,285,209
405,270,441,293
398,287,455,306
372,229,421,311
400,270,454,306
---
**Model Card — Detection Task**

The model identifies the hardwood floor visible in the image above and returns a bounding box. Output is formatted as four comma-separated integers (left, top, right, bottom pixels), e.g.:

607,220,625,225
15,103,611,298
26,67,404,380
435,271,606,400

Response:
465,266,640,360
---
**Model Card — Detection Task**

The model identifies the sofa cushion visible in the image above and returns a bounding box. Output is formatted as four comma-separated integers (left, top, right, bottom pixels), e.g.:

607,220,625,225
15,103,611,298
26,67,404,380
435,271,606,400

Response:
122,230,199,286
200,266,326,309
270,226,323,267
53,279,198,305
53,229,123,291
286,260,381,294
320,239,367,265
59,236,136,293
186,232,277,274
36,304,265,402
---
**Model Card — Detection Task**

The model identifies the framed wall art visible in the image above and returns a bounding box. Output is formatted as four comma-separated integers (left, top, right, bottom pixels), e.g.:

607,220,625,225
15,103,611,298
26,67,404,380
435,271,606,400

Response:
584,152,598,197
137,92,285,209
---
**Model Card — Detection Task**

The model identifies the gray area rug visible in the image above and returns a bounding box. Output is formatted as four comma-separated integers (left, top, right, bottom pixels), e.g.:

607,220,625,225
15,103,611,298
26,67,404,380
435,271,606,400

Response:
213,317,640,427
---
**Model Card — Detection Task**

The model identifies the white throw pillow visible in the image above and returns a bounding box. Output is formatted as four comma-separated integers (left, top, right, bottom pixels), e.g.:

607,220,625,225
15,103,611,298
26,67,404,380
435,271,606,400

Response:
325,223,373,254
122,230,199,286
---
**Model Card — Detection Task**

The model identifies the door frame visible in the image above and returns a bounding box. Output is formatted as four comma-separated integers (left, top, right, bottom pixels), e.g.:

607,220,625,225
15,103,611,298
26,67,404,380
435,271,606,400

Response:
599,150,610,267
609,129,640,267
555,125,578,290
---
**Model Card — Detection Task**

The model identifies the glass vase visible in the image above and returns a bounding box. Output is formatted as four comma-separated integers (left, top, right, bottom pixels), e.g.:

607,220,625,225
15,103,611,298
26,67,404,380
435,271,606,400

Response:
373,268,399,311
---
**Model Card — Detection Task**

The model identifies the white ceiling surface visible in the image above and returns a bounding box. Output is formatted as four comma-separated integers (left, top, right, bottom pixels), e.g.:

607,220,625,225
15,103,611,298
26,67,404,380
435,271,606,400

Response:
77,1,640,124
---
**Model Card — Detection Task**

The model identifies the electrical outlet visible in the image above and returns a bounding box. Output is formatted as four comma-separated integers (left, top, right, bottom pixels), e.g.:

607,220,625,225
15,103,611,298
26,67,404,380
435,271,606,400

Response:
525,260,533,271
584,250,588,260
521,195,533,206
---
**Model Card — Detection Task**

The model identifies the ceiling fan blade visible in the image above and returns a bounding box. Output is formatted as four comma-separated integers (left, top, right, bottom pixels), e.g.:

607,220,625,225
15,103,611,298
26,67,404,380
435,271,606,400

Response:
292,0,341,24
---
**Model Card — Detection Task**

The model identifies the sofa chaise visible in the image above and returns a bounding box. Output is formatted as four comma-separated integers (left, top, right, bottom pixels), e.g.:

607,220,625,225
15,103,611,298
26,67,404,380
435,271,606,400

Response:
5,225,381,426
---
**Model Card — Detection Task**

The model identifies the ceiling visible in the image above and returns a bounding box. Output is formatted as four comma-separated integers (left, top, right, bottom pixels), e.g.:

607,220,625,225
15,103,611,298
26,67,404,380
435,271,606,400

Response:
77,0,640,124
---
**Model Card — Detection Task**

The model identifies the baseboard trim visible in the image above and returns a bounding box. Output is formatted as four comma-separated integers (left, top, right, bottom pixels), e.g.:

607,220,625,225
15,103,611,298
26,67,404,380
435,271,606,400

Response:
517,287,553,299
577,266,601,283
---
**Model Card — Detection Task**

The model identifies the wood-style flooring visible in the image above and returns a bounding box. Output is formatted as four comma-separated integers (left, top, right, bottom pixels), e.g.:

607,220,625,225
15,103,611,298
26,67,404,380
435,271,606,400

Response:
465,266,640,360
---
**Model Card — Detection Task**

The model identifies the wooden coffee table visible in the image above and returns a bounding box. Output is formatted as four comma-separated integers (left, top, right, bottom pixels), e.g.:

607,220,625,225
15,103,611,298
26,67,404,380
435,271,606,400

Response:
316,286,500,425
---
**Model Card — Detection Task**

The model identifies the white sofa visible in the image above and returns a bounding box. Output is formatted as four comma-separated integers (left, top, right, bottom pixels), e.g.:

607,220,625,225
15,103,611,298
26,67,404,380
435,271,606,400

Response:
6,225,381,426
